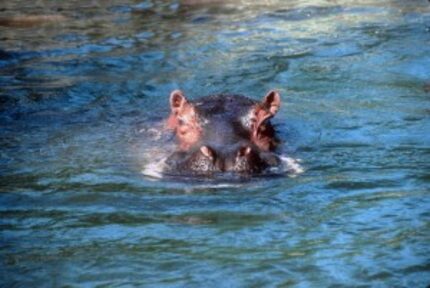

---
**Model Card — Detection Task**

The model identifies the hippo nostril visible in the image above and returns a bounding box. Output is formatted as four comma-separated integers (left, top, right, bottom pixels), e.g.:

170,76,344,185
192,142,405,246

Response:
200,146,215,161
237,146,252,158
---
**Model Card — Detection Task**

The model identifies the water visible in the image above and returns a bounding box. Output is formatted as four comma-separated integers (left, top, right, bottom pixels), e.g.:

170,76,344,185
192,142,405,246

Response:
1,0,429,286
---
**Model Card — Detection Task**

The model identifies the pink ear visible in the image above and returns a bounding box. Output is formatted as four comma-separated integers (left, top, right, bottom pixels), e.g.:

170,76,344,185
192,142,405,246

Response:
262,90,281,115
170,90,187,113
250,90,281,151
254,90,281,128
166,90,202,150
166,90,187,130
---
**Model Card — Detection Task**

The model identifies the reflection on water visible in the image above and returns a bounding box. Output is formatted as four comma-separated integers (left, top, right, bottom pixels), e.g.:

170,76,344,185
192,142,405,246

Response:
1,0,430,286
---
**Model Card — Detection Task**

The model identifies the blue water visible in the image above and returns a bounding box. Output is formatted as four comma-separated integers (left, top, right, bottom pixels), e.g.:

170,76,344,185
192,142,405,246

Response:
1,0,430,287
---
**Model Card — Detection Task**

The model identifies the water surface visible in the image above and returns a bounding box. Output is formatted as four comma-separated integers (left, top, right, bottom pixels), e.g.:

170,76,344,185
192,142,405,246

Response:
1,0,430,286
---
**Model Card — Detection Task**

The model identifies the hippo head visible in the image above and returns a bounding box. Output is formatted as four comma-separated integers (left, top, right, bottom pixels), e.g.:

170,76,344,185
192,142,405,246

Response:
164,90,281,176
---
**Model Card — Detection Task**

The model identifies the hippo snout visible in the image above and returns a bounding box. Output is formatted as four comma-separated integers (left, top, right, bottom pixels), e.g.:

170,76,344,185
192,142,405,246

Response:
165,144,280,176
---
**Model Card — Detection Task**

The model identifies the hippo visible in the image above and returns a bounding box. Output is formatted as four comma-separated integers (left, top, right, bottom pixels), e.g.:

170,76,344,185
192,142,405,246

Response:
163,89,282,176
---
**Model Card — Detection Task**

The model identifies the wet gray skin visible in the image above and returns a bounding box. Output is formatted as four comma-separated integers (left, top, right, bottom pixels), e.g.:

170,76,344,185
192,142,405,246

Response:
164,94,281,176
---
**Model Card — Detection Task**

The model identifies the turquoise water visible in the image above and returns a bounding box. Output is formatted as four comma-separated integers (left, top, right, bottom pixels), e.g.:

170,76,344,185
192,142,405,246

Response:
1,0,429,286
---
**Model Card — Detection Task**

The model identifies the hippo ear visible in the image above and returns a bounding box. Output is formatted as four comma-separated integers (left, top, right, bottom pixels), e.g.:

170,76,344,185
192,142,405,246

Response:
167,90,201,150
252,90,280,130
167,90,195,128
170,90,188,114
260,90,281,118
250,90,280,151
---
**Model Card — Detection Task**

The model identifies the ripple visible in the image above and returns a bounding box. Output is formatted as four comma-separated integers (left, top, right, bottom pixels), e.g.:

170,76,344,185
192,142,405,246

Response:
265,6,344,22
1,0,430,287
